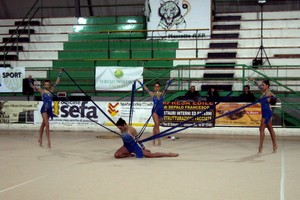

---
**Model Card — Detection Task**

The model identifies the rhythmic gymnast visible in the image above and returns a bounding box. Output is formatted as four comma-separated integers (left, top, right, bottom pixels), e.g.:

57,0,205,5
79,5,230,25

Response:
114,118,178,158
28,68,62,148
137,79,172,146
250,78,278,154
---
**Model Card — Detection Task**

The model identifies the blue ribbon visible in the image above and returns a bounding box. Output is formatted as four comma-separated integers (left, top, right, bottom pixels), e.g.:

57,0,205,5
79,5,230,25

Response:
62,68,117,127
140,95,268,143
128,81,136,125
45,88,121,137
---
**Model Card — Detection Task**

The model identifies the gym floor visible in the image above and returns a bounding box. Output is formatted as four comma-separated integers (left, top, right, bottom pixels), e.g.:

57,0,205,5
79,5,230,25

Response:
0,130,299,200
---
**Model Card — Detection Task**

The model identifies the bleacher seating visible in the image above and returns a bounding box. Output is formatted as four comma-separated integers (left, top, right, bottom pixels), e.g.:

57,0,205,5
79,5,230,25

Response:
173,10,300,93
0,11,300,97
0,7,300,126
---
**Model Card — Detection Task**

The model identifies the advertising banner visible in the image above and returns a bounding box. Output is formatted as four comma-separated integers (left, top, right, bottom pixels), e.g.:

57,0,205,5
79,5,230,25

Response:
34,101,154,126
0,67,25,93
95,67,143,91
0,101,38,123
147,0,211,38
215,102,283,127
1,101,283,128
162,101,215,127
215,103,262,127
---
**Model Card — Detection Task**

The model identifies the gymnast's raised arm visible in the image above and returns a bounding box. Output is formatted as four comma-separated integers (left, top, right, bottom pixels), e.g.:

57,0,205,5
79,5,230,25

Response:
136,80,154,97
50,68,63,92
28,75,43,93
161,78,173,96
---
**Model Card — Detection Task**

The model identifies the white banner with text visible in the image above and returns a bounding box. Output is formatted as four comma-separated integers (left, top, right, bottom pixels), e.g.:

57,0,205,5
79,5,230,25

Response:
95,67,143,91
0,67,25,93
34,101,153,126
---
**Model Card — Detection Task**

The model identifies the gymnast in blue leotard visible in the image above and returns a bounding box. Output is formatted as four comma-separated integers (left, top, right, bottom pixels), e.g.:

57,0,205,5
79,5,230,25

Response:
152,94,164,119
114,118,178,158
137,79,172,146
28,68,62,148
251,78,278,154
41,92,54,120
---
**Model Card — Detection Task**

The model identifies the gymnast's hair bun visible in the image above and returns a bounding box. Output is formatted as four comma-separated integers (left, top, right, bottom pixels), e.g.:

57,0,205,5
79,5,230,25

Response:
116,118,126,126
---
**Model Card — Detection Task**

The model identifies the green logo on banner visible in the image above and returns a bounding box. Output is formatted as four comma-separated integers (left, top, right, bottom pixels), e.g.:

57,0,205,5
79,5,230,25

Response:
114,69,124,79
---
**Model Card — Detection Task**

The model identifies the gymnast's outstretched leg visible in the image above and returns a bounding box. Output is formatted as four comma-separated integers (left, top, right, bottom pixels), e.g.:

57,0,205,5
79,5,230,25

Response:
152,112,161,146
41,112,51,148
266,118,278,153
38,121,45,147
258,118,266,154
142,149,178,158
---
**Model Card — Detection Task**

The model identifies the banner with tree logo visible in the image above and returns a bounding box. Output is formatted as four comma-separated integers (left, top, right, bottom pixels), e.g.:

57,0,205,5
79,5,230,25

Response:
95,67,143,91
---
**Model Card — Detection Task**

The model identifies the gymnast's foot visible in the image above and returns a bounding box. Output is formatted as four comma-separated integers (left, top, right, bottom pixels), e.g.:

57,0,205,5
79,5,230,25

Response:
38,139,43,147
168,153,179,157
258,146,263,154
47,143,51,148
273,145,278,153
157,139,161,146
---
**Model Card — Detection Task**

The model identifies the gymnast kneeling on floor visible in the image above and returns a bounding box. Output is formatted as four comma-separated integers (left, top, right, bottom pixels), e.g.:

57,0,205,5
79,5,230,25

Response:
114,118,178,158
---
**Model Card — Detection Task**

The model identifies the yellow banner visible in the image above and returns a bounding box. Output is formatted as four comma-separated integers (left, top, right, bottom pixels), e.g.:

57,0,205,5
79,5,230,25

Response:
215,103,261,126
163,101,215,127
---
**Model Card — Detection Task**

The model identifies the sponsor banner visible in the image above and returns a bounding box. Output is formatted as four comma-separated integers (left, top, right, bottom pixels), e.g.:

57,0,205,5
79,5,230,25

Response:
0,67,25,93
0,101,38,123
105,101,154,126
215,102,283,127
95,67,143,91
1,101,283,128
147,0,211,38
34,101,106,126
162,101,215,127
215,103,262,127
34,101,153,126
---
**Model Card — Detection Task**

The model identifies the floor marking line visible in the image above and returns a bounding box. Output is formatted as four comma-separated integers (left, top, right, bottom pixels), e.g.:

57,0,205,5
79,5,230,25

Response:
280,142,285,200
0,174,50,193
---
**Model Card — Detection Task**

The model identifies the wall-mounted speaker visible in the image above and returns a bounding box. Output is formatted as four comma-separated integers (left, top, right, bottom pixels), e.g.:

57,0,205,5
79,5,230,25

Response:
22,78,34,95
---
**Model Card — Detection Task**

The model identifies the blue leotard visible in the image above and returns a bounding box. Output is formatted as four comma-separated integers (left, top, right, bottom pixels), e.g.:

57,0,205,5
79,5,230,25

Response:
121,133,143,158
260,95,272,124
152,95,164,118
41,92,54,119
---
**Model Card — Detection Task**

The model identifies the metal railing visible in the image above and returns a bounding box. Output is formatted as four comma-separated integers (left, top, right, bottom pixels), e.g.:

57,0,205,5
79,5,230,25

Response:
2,0,145,67
213,0,300,13
117,65,183,101
172,64,300,94
281,102,300,128
2,0,40,67
96,28,208,60
116,63,300,127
